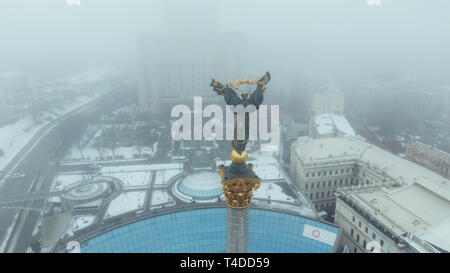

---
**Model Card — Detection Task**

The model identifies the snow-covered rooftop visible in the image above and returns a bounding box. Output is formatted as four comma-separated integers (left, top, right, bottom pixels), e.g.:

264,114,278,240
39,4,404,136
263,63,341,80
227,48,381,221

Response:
314,113,355,137
341,183,450,252
293,136,449,190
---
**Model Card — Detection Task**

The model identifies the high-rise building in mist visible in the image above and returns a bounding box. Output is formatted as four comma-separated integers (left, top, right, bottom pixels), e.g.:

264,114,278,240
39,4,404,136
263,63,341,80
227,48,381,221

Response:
0,82,8,118
137,1,242,114
310,82,344,116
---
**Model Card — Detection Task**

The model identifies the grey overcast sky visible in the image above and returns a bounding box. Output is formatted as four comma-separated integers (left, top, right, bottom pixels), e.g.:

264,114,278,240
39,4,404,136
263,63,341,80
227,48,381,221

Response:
0,0,449,84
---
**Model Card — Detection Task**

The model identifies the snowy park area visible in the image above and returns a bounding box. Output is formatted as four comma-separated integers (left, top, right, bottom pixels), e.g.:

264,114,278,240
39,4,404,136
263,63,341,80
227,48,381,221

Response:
0,117,49,171
51,174,87,191
63,125,157,162
105,191,146,219
154,169,183,186
253,182,295,203
101,169,152,188
150,190,175,208
215,153,284,181
63,215,96,237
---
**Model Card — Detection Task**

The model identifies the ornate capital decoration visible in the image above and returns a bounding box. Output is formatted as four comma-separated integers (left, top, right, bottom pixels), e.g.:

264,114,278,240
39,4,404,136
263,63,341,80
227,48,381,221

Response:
217,161,261,209
221,177,261,209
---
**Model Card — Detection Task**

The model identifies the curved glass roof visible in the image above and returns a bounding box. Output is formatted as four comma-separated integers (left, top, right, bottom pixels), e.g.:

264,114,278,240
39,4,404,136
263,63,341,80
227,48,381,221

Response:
81,208,339,253
177,171,222,198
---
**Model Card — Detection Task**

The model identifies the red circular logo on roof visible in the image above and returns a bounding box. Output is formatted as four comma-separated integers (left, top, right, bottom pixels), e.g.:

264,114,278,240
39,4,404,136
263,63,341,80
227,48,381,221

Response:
312,229,321,238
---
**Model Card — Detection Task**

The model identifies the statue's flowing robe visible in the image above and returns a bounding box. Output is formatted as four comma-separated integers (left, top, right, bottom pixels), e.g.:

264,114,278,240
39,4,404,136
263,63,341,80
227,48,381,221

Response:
222,86,264,149
223,86,264,109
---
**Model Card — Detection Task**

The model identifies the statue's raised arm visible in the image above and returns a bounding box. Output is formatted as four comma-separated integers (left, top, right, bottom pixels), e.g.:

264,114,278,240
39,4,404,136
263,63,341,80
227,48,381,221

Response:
248,71,271,108
210,71,271,108
210,79,242,106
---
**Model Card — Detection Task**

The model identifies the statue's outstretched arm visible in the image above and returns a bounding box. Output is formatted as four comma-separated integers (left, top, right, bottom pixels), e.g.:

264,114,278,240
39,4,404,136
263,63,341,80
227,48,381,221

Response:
248,71,271,106
210,79,242,105
256,71,271,92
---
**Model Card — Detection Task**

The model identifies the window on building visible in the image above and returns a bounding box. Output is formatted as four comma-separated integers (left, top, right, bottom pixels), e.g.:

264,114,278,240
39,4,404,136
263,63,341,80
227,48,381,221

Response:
341,169,344,174
372,233,376,240
347,169,350,173
321,192,324,198
350,229,354,237
329,171,332,175
305,183,309,190
363,240,367,249
311,183,314,189
339,179,342,186
365,227,368,233
352,216,355,222
356,234,360,243
335,170,338,174
312,172,315,177
334,180,337,186
310,193,313,200
306,173,309,178
322,181,326,187
318,171,321,177
358,221,361,228
316,192,319,199
380,240,384,247
328,181,331,187
354,247,357,253
327,191,331,197
345,178,348,185
351,178,354,185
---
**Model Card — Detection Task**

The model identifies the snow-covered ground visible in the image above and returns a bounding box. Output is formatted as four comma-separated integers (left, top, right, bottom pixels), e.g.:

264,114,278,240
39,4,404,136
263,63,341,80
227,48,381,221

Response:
0,117,49,171
63,124,156,161
154,169,183,186
63,67,118,85
252,199,316,218
216,154,284,181
150,190,175,207
51,174,87,191
253,165,283,181
102,170,152,188
105,191,146,218
63,215,96,237
101,163,183,173
253,182,295,203
0,68,118,173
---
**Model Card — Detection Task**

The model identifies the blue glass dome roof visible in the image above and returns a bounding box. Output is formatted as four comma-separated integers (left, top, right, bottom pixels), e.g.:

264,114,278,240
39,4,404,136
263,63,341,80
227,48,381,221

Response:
81,208,340,253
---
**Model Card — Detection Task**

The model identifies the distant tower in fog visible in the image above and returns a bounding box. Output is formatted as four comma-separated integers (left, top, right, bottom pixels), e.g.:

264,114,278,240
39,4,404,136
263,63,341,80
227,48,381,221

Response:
310,82,344,116
137,0,243,114
0,81,8,119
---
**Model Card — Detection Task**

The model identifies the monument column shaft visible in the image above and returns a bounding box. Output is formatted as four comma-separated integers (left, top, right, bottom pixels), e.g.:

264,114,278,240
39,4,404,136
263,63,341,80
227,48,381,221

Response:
227,207,249,253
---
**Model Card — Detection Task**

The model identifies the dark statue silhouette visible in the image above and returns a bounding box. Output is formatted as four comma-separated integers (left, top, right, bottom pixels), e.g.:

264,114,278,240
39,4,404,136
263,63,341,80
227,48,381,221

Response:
210,72,271,153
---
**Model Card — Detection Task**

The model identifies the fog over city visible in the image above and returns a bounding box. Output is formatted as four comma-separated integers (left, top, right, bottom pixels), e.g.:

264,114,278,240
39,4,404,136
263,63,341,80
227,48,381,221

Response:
0,0,449,254
1,0,450,84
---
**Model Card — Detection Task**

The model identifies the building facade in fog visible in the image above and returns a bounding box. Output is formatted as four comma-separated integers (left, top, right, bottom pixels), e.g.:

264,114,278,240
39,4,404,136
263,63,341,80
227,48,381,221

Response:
310,83,344,116
405,88,445,121
335,180,450,253
0,85,8,118
289,136,449,221
406,140,449,179
0,72,32,116
307,83,353,138
137,1,242,114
